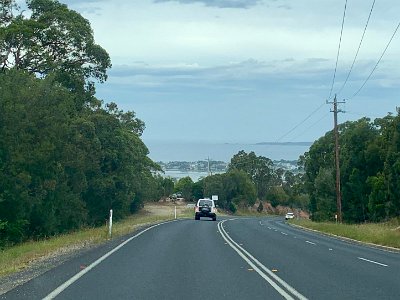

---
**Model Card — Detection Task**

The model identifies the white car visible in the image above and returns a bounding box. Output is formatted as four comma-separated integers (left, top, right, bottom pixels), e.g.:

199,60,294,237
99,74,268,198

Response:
285,212,294,220
195,198,217,221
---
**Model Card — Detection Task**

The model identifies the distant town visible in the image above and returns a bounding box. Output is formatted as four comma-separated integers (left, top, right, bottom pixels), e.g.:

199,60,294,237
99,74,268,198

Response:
157,159,301,174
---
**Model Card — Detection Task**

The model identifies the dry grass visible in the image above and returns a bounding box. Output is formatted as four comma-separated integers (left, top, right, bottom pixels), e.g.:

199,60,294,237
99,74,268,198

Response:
291,218,400,249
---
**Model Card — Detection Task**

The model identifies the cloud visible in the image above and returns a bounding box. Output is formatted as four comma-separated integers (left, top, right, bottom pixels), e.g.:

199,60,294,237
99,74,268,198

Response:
105,58,336,95
59,0,104,14
153,0,262,9
60,0,104,4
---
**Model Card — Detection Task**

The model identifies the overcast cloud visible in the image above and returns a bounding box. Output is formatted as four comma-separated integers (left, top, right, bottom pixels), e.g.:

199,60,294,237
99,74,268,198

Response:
153,0,263,9
60,0,400,144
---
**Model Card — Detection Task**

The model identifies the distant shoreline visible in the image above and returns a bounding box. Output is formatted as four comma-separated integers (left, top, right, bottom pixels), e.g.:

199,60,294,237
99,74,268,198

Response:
254,142,312,146
146,141,311,162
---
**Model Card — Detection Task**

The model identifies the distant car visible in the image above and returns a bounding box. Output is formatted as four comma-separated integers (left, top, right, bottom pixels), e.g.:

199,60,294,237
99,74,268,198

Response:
285,212,294,220
195,198,217,221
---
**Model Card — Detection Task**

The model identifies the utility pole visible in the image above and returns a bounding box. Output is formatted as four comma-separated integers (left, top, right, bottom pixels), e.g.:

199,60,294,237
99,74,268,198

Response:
328,94,345,223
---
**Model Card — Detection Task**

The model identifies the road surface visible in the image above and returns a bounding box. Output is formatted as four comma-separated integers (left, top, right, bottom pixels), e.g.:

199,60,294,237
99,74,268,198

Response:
2,217,399,299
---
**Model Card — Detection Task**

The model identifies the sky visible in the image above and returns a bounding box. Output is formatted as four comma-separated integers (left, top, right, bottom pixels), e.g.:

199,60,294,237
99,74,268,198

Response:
59,0,400,144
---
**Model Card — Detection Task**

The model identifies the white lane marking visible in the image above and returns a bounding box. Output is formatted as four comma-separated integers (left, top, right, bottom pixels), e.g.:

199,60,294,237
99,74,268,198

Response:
259,221,264,226
281,232,288,236
43,220,177,300
268,227,272,230
218,220,308,300
305,241,316,245
329,248,333,251
358,257,388,267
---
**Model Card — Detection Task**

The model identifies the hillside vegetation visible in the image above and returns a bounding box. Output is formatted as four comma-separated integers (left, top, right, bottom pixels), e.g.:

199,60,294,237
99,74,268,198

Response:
1,0,399,251
0,0,172,248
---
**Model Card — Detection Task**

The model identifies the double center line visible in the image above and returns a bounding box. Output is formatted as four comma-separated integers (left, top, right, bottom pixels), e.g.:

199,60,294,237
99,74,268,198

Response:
218,220,308,300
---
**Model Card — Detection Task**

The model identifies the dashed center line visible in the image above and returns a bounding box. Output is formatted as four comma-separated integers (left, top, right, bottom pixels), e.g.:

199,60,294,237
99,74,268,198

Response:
281,232,288,236
358,257,388,267
305,241,316,245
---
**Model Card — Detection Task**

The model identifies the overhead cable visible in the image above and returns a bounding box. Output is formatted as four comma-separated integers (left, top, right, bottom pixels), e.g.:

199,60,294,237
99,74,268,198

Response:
337,0,376,95
351,20,400,99
275,102,326,143
328,0,348,101
294,112,330,141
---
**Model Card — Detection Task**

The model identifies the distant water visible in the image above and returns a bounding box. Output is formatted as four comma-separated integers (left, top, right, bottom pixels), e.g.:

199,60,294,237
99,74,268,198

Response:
145,141,311,162
162,170,217,182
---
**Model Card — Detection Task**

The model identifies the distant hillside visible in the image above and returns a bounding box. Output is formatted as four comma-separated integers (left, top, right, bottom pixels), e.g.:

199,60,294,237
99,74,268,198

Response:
255,142,312,146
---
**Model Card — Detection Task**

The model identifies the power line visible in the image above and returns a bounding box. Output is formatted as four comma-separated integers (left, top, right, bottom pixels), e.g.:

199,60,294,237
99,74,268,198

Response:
294,112,330,140
328,0,348,101
337,0,376,96
350,20,400,99
275,102,326,143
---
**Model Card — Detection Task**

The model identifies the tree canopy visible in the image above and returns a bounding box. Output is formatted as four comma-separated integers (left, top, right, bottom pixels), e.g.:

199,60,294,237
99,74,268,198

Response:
0,1,162,248
0,0,111,84
302,115,400,222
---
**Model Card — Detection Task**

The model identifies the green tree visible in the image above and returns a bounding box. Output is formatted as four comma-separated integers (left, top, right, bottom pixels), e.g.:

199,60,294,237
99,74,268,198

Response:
199,170,256,213
0,0,111,83
174,176,194,201
228,151,274,199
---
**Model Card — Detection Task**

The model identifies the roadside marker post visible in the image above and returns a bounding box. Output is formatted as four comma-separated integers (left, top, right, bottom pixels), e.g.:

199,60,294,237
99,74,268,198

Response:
109,209,113,238
174,206,177,219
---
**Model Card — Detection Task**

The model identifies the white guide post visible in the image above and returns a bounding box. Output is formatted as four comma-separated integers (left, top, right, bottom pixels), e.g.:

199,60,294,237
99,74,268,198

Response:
109,209,113,238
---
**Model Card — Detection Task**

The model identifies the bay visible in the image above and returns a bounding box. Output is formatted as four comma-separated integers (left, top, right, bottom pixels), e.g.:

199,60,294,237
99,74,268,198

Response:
162,170,217,182
145,140,311,163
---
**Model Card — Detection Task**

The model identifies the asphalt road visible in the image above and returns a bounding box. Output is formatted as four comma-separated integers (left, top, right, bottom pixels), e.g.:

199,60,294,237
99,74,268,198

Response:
2,217,399,299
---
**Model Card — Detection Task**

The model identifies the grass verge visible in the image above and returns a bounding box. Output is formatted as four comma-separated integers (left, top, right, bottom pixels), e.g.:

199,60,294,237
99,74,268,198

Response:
291,218,400,249
0,208,191,278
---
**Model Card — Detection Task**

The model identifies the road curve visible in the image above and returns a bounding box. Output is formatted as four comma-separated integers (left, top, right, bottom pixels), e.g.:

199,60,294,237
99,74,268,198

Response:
1,217,399,299
222,217,400,300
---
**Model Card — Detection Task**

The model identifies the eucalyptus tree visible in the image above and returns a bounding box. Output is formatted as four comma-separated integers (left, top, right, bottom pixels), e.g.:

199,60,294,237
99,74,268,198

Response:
0,0,111,86
228,151,274,199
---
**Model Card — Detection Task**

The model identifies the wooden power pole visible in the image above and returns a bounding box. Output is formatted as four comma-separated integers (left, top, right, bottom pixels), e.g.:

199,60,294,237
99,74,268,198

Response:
328,95,345,223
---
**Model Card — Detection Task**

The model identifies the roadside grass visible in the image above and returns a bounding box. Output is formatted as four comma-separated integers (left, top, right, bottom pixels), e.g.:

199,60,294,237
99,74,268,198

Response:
177,207,195,218
234,210,269,217
233,208,279,217
291,218,400,249
0,210,184,278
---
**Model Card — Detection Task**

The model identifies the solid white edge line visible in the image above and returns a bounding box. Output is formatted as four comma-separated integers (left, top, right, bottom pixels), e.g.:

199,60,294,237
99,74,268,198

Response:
43,220,177,300
357,257,388,267
219,220,308,300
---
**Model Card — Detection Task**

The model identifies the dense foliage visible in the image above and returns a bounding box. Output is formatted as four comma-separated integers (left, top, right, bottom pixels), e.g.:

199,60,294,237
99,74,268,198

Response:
172,151,307,213
228,151,307,210
302,116,400,223
0,0,164,247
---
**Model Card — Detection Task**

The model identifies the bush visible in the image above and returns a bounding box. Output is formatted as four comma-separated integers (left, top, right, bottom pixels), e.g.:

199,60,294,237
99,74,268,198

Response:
257,202,264,213
228,202,237,213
